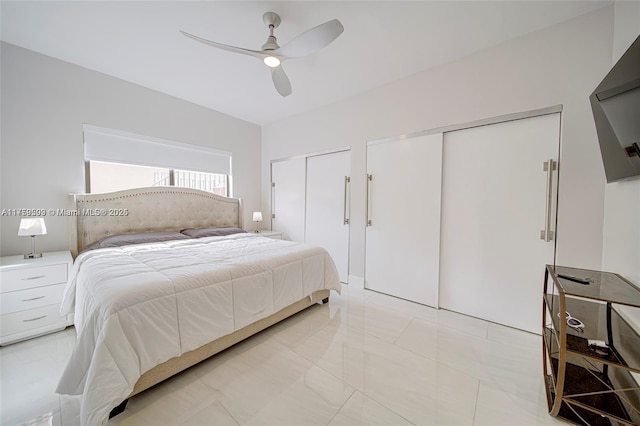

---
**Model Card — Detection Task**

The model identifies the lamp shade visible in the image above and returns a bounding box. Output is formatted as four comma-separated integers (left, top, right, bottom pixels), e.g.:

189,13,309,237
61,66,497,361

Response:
17,218,47,236
252,212,263,222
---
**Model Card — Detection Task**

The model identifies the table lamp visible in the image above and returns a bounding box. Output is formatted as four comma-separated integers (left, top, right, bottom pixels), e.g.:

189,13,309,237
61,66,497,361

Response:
18,218,47,259
252,212,263,233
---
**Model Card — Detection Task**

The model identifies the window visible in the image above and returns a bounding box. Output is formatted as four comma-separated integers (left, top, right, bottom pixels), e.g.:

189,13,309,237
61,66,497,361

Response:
88,161,170,193
174,169,228,196
83,125,231,196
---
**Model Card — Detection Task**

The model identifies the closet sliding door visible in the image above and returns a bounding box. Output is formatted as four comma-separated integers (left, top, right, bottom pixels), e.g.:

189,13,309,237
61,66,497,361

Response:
306,151,351,283
271,158,306,242
271,151,351,283
439,113,560,333
365,133,443,307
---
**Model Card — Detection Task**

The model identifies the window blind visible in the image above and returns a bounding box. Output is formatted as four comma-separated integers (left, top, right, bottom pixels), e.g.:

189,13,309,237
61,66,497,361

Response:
83,124,231,175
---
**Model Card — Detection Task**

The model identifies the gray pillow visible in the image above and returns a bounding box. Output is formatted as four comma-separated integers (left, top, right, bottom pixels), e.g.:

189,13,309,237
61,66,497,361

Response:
180,227,247,238
83,231,190,252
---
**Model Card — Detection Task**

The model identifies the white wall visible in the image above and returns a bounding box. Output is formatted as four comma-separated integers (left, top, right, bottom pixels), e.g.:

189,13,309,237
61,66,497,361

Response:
262,7,614,283
601,1,640,287
0,42,262,256
602,0,640,338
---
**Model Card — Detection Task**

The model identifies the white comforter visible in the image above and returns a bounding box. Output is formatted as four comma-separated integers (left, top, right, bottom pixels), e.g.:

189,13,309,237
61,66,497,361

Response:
56,233,341,426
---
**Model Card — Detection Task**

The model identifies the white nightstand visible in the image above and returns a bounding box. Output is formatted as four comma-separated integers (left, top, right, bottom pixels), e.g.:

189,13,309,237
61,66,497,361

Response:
250,230,283,240
0,250,73,345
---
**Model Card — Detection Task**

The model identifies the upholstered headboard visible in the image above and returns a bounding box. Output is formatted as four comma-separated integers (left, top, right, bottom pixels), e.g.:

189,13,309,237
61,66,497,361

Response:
68,187,243,257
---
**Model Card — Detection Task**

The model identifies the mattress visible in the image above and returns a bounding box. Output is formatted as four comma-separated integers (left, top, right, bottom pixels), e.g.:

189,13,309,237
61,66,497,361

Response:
56,233,341,425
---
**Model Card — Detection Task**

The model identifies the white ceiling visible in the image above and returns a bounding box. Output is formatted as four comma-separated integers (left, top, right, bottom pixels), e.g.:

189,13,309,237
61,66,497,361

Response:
1,1,611,125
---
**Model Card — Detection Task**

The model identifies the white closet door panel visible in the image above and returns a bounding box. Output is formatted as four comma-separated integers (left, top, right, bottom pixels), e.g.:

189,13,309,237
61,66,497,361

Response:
440,113,559,334
305,151,351,283
366,133,443,307
271,158,306,242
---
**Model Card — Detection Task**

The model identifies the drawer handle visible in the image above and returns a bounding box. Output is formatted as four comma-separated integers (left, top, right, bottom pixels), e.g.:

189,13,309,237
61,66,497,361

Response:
22,275,45,280
21,296,46,302
23,315,47,322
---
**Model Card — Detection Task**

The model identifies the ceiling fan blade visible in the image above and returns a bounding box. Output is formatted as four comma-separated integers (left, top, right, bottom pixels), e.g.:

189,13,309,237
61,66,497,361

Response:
180,30,266,59
270,66,292,97
275,19,344,58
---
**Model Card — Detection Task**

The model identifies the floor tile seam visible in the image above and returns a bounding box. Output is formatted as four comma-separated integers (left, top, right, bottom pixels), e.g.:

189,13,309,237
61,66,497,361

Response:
215,398,241,426
328,329,481,411
355,391,418,426
290,344,350,388
440,358,542,394
267,332,343,372
471,377,481,425
475,377,549,408
186,370,248,424
429,356,488,386
391,321,495,372
324,388,356,425
290,331,416,398
393,334,440,363
475,380,565,424
362,301,493,340
298,315,406,346
391,317,416,345
436,320,489,341
283,312,338,352
348,326,434,361
351,377,474,426
433,327,540,366
363,299,438,326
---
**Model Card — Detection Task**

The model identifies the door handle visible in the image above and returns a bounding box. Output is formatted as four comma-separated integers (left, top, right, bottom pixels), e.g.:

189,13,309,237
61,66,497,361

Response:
540,159,557,242
366,174,373,227
271,181,276,219
343,176,350,225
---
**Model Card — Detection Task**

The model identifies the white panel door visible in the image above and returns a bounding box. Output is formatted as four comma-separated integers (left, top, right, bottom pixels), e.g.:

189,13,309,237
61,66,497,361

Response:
305,151,351,283
440,113,560,333
271,158,306,242
365,133,443,307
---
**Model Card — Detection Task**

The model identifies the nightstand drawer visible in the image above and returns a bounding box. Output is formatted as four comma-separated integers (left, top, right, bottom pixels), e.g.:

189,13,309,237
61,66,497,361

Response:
0,283,66,314
1,304,67,337
0,263,68,293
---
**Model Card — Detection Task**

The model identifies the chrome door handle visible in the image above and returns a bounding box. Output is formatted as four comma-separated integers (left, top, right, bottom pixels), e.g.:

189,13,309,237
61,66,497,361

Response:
343,176,350,225
366,174,373,227
271,181,276,219
540,159,557,242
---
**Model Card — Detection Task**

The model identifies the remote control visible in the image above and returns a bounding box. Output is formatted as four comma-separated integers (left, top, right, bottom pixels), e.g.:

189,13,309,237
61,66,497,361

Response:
557,274,590,285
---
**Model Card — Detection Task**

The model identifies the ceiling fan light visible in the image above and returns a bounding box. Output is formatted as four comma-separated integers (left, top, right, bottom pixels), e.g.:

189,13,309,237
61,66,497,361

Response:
264,56,280,68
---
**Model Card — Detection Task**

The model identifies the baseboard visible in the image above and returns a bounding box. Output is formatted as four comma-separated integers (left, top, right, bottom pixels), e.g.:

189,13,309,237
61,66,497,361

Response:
347,275,365,289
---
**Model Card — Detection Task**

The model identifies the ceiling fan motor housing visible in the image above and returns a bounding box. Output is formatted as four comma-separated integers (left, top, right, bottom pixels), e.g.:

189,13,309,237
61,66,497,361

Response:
262,35,279,51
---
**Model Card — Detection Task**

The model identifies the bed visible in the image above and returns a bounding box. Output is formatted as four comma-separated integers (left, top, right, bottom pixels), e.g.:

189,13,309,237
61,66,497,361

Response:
55,187,341,426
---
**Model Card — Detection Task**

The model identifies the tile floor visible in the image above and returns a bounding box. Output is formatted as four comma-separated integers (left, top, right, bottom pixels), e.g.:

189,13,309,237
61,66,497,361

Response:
0,284,564,426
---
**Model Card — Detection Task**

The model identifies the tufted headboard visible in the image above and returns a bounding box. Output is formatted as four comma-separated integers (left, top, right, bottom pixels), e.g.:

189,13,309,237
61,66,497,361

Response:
68,186,243,257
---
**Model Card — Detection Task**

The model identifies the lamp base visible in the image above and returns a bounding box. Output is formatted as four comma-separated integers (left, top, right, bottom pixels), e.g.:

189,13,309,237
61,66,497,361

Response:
24,253,43,259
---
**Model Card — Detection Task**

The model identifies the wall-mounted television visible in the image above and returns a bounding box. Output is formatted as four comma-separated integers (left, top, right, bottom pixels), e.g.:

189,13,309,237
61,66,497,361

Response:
590,34,640,183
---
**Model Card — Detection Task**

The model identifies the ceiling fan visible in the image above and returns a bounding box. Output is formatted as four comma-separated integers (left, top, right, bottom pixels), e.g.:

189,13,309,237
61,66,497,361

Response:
181,12,344,97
